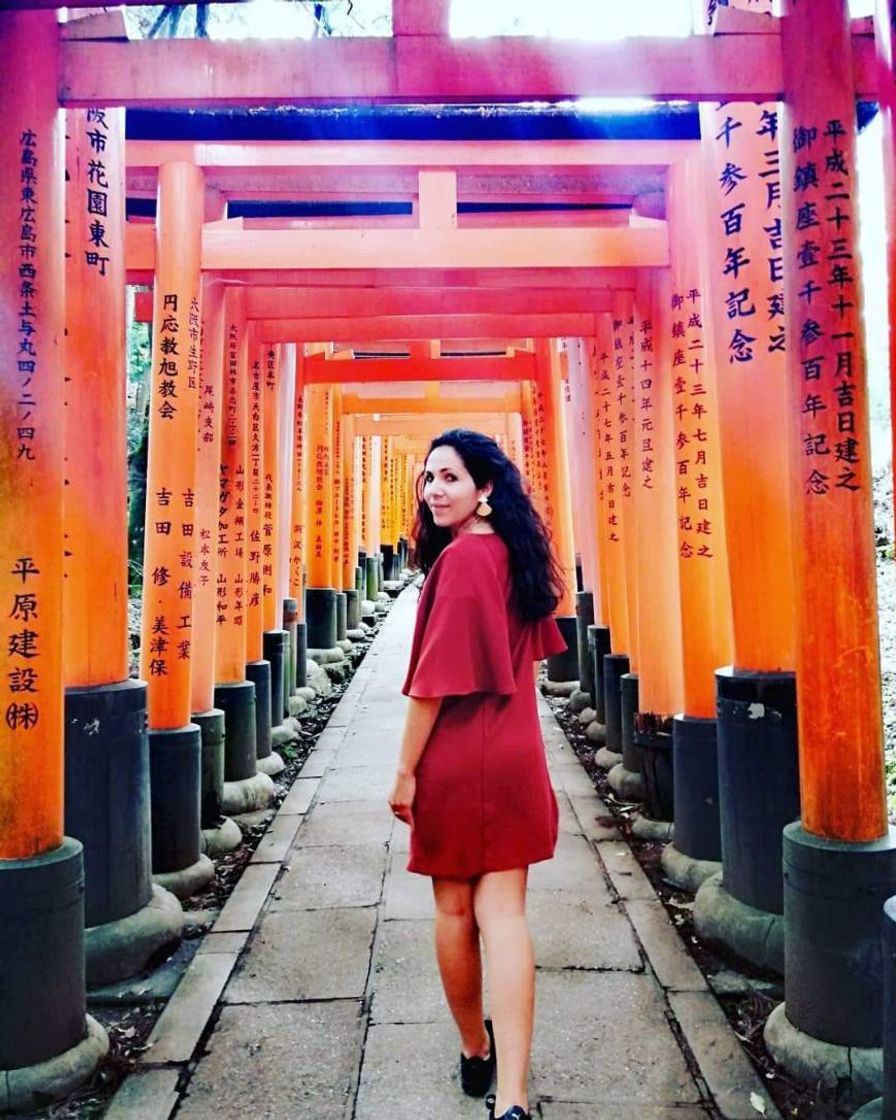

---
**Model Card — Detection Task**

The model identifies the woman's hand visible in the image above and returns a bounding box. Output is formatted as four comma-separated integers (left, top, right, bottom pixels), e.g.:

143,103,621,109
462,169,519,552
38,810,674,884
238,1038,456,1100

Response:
389,769,416,825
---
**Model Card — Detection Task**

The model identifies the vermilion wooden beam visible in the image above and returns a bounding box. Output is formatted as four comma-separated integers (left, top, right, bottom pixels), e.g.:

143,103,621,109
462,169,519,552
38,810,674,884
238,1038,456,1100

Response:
125,222,667,271
303,353,535,384
342,388,522,413
352,414,507,436
59,29,878,106
252,314,594,343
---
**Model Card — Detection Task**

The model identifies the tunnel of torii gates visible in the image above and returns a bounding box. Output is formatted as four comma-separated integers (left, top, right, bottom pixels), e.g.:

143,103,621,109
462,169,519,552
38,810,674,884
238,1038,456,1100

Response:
3,0,896,1111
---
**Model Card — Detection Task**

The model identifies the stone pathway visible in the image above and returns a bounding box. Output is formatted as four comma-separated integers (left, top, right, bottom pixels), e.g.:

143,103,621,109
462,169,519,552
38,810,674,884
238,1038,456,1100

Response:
107,588,780,1120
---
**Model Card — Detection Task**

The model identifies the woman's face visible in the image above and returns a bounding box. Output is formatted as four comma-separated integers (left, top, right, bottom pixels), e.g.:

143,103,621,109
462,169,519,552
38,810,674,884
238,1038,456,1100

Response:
422,445,490,535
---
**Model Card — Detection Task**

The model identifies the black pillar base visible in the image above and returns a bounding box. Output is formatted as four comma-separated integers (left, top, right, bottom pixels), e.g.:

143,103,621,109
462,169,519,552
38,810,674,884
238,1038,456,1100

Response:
213,680,257,782
671,714,721,862
382,543,395,581
306,586,337,649
717,667,800,914
365,555,379,601
64,679,151,929
335,592,347,641
355,565,363,594
357,548,367,572
282,597,299,711
246,659,273,762
149,725,202,876
295,621,308,689
262,630,288,729
0,839,89,1070
575,591,595,697
588,625,612,725
620,672,640,774
783,823,896,1047
546,615,578,682
603,653,630,755
192,708,225,829
345,588,361,629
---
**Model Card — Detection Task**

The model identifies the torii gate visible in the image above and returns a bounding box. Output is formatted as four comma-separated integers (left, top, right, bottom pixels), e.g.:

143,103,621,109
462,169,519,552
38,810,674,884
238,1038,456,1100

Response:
2,1,896,1113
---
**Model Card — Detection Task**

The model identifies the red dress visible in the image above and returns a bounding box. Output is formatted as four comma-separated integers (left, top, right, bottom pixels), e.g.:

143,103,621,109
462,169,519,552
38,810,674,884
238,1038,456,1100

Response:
401,532,568,879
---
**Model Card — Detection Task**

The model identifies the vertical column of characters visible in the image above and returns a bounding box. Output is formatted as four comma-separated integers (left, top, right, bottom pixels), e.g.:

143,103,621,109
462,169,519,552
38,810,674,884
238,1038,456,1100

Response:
289,350,305,616
215,288,248,685
139,163,203,730
331,388,344,589
305,385,334,589
261,344,280,632
700,81,796,671
342,417,357,591
245,338,264,664
190,278,225,715
355,434,367,559
780,4,886,839
611,306,640,667
359,434,371,555
666,159,733,718
528,378,551,522
583,332,611,632
519,380,536,498
369,435,382,557
63,106,128,687
0,36,65,855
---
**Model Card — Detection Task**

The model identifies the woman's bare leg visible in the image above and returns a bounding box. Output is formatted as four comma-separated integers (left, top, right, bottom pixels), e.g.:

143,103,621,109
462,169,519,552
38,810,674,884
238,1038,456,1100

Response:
432,877,491,1057
473,868,533,1115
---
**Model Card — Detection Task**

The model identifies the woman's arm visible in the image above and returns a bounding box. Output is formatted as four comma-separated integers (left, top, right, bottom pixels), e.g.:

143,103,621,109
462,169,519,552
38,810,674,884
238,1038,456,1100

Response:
389,695,442,824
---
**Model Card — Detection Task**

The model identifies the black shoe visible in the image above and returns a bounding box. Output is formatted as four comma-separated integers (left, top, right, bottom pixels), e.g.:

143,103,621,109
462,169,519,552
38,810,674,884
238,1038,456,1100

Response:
460,1019,496,1097
485,1095,530,1120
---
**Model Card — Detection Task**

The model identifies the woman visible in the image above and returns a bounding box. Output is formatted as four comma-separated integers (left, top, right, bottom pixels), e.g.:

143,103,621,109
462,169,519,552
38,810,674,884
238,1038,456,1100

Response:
388,429,567,1120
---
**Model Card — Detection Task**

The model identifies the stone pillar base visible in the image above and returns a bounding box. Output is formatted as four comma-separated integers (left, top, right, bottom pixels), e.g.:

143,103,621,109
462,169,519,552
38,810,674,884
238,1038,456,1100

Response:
631,813,673,843
257,750,285,777
593,746,622,771
85,884,183,988
660,843,722,893
0,1016,108,1113
221,770,275,816
200,816,242,857
607,762,644,802
693,870,784,974
153,854,214,901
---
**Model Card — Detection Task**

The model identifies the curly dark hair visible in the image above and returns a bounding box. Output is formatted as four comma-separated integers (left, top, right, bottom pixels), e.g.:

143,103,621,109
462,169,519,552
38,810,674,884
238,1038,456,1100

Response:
411,428,564,621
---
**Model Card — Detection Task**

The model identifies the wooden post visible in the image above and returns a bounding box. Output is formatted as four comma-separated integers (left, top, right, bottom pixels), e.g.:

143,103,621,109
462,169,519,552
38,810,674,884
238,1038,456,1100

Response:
246,337,264,667
611,304,641,674
342,414,360,629
63,107,128,688
305,384,337,648
289,349,306,620
261,343,281,634
876,0,896,548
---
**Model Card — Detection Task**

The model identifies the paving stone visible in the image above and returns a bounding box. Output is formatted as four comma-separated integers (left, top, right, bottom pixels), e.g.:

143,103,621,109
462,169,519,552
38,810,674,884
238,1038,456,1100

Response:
278,776,319,814
313,726,350,752
356,1022,486,1120
528,830,606,892
370,919,451,1025
104,1070,180,1120
532,971,702,1106
541,1106,710,1119
551,761,599,797
318,764,396,802
555,789,584,835
599,839,661,900
144,952,238,1063
383,853,434,919
626,899,708,992
296,799,393,848
176,1001,364,1120
250,813,302,864
196,930,249,955
224,907,377,1002
568,792,622,842
214,864,281,932
296,749,336,778
669,991,781,1120
528,891,643,972
271,843,387,909
337,729,401,767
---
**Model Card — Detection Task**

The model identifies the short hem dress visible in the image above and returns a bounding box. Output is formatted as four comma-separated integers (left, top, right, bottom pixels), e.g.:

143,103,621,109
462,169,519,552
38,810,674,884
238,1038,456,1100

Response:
401,532,568,880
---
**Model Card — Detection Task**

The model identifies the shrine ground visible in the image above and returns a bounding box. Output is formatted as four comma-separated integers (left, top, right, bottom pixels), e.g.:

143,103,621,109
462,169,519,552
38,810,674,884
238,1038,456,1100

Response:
106,588,779,1120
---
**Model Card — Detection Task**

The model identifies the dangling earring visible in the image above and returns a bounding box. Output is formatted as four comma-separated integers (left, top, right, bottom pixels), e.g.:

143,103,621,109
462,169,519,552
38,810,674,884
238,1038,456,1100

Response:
476,495,493,518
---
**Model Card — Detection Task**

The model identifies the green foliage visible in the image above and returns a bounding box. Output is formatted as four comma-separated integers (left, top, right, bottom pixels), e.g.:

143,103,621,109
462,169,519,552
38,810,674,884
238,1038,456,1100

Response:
127,291,151,594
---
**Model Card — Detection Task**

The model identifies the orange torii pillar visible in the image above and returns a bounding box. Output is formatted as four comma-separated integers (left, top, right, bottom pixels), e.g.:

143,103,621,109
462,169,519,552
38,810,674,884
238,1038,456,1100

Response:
276,344,300,704
139,162,214,899
64,105,182,985
606,302,646,799
191,274,241,854
259,343,289,758
213,291,274,817
659,158,734,904
626,273,684,824
564,337,602,707
0,12,108,1103
366,434,384,602
305,384,339,651
590,315,632,757
761,0,896,1085
342,415,362,631
288,348,308,688
533,341,577,681
381,436,400,582
689,17,802,971
245,337,275,770
358,433,373,602
330,385,350,645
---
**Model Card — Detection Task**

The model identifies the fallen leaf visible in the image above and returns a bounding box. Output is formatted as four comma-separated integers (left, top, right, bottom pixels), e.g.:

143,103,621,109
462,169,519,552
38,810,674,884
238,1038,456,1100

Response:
750,1090,767,1115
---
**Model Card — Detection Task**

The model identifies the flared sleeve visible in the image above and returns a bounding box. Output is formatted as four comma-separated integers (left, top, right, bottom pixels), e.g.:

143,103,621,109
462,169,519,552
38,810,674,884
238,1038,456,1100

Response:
530,614,568,662
402,538,517,698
